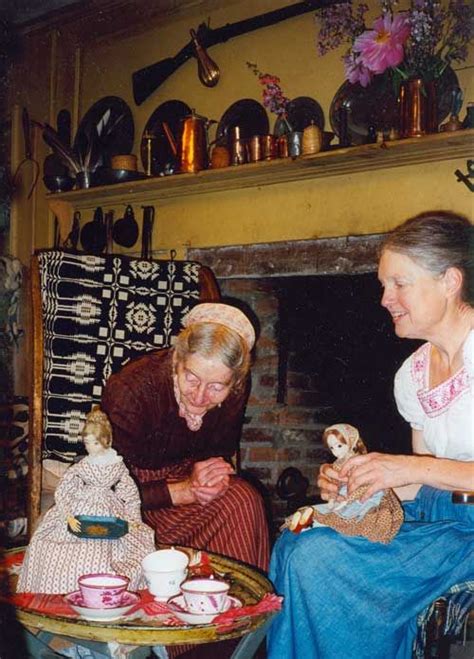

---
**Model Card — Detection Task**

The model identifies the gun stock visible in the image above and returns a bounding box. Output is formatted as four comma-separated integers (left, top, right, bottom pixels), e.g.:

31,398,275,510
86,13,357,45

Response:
133,43,194,106
132,0,345,105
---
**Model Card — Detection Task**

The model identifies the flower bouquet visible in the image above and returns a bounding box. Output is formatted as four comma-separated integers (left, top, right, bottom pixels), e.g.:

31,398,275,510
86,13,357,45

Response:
315,0,472,139
246,62,293,132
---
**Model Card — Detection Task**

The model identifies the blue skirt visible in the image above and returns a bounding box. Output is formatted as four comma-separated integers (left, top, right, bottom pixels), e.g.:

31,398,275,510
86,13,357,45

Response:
267,487,474,659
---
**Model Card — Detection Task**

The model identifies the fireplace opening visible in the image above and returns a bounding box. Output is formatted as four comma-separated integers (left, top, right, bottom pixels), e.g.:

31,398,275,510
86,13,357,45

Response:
274,272,420,454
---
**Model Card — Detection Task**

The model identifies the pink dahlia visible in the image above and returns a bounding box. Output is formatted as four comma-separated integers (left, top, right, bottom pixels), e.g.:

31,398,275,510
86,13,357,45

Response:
353,13,410,75
343,54,373,87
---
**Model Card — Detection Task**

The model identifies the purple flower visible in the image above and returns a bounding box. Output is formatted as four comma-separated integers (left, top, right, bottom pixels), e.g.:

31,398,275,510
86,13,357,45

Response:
343,54,373,87
354,13,411,75
247,62,290,116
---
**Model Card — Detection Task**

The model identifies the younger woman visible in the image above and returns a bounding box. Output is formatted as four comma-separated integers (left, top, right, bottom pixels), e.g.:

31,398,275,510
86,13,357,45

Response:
268,211,474,658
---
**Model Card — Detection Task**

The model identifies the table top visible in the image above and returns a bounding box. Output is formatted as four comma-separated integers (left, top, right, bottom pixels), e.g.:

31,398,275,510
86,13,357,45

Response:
5,547,275,646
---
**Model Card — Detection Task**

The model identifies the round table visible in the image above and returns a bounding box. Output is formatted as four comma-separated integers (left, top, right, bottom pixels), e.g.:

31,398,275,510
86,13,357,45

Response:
6,547,275,652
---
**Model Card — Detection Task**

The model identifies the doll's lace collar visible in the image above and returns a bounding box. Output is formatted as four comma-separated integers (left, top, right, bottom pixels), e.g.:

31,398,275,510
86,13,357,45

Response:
83,447,122,465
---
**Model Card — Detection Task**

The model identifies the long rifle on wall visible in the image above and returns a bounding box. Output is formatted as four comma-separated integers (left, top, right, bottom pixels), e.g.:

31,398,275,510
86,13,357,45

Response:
132,0,345,106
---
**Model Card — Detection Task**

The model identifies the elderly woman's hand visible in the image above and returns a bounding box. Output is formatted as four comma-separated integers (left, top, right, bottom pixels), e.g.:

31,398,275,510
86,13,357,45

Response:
191,457,234,488
317,463,347,503
339,452,412,500
190,457,234,505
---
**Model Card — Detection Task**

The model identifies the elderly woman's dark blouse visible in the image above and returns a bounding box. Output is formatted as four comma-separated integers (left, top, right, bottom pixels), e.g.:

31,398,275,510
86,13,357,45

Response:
101,348,249,510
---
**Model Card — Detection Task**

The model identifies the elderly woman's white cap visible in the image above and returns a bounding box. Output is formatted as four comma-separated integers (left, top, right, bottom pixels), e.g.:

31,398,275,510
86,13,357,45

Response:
182,303,256,350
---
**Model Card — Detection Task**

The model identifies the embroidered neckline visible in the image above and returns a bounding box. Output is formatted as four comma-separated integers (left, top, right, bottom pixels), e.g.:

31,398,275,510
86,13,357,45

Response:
411,343,469,417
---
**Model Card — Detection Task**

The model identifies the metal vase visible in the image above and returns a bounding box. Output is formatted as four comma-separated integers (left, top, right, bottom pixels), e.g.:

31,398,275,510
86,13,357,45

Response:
399,78,437,138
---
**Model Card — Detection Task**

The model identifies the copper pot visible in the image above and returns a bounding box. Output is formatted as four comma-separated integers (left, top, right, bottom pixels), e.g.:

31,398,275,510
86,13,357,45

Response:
179,110,216,173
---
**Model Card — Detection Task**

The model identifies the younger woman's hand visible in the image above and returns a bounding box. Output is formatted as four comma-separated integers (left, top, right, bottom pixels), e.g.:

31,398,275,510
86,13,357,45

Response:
317,463,347,503
339,452,412,500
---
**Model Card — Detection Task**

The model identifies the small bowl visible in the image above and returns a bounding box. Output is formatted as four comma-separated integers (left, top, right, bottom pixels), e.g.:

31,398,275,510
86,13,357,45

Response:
180,578,230,614
43,174,76,193
91,167,147,186
78,573,129,609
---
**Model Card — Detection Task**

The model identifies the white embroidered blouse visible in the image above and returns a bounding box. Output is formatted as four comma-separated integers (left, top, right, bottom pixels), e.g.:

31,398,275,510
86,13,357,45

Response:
394,330,474,461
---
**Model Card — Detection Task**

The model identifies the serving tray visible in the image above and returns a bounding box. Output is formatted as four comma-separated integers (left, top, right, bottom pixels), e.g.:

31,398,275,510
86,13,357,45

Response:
68,516,129,539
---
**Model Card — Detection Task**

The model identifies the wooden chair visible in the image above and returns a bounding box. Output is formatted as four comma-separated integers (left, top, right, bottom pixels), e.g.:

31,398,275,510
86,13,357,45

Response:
27,249,219,536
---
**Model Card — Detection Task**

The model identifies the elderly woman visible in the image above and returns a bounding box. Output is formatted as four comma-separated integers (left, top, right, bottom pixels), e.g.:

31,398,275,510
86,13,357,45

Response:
268,211,474,658
101,302,269,571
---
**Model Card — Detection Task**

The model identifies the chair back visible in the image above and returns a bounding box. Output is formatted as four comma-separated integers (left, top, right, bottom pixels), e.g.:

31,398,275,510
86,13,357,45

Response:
28,250,219,533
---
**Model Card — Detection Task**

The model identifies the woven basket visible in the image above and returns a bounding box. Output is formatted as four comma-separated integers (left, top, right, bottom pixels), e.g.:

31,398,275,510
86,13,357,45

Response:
110,154,137,171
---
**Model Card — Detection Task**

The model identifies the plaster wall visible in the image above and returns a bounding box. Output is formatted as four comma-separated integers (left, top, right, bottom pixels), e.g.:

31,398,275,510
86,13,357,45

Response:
7,0,474,262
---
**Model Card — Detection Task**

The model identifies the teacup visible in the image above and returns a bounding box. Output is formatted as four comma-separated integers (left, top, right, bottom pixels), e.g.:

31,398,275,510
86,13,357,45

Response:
78,573,129,609
142,548,189,601
180,578,230,614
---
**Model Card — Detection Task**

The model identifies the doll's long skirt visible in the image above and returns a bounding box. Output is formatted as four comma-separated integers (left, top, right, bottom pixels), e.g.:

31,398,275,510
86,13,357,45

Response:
267,486,474,659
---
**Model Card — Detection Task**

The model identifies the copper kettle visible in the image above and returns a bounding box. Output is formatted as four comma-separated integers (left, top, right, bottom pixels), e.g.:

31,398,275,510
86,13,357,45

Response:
179,110,216,173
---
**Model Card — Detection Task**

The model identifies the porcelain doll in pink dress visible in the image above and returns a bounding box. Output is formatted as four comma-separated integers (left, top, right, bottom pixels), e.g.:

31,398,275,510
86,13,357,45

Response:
17,407,156,594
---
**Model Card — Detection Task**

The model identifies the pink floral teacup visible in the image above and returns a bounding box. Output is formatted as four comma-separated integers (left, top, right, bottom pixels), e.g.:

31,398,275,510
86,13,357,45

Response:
78,573,129,609
180,578,230,614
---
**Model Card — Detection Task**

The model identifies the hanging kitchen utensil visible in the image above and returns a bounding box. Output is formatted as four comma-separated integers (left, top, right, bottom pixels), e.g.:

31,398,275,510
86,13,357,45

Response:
112,204,139,248
105,210,115,254
80,206,107,254
63,210,81,251
11,107,40,199
141,205,155,259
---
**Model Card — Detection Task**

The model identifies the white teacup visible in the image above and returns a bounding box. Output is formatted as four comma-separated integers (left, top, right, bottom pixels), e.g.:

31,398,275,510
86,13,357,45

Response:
180,578,230,614
141,549,189,601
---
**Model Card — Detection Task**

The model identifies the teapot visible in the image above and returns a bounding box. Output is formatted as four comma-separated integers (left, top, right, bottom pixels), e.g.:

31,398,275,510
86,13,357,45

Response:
179,110,216,173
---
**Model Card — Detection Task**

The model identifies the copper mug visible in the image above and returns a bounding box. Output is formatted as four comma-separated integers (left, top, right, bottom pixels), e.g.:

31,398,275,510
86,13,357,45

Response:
230,126,247,165
261,135,278,160
249,135,262,162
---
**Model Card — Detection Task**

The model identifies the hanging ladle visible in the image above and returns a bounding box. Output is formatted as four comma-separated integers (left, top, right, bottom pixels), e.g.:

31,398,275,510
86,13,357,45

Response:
112,204,139,248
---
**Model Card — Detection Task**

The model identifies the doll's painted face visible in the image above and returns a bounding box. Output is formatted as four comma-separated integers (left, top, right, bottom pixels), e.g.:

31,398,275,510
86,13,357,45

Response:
83,433,107,458
326,433,350,460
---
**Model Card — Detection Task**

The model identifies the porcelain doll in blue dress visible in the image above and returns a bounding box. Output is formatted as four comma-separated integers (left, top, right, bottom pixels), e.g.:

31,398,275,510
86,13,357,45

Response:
283,423,403,543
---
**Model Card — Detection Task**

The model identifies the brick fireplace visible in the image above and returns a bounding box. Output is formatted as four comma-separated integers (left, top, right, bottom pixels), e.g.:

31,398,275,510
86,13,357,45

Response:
189,236,420,533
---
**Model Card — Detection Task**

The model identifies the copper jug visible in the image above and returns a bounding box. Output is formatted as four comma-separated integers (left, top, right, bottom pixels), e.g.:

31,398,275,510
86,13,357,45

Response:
179,110,215,173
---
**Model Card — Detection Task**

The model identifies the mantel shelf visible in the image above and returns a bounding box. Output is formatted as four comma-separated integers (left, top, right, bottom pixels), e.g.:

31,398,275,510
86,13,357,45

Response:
48,129,474,210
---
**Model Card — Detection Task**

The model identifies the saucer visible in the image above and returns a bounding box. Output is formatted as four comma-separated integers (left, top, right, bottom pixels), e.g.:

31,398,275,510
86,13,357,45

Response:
167,594,242,625
64,590,139,621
